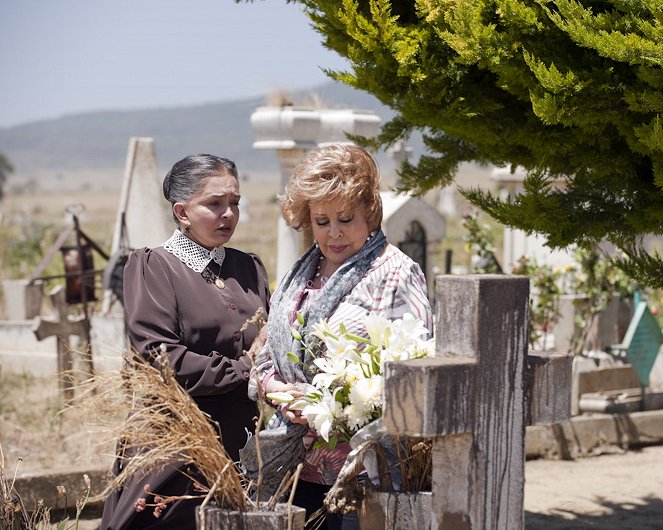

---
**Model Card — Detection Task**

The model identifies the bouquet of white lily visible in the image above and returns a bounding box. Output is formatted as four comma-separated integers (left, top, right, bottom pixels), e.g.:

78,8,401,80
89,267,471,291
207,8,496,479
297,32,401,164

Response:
268,312,434,448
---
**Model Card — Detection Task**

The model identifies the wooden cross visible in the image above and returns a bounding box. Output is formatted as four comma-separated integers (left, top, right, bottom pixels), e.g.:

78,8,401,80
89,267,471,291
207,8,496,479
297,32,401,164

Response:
383,275,572,529
32,285,93,402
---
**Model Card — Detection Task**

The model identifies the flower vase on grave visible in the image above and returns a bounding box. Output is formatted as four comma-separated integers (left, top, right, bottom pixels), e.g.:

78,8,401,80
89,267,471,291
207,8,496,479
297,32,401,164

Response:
326,421,433,530
195,502,306,530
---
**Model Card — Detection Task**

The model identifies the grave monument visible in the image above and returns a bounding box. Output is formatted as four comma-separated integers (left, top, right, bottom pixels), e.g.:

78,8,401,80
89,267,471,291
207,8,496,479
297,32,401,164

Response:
383,274,572,529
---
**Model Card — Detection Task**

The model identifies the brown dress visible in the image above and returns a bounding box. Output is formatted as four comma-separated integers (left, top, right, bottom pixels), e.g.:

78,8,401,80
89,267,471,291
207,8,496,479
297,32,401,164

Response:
99,245,270,530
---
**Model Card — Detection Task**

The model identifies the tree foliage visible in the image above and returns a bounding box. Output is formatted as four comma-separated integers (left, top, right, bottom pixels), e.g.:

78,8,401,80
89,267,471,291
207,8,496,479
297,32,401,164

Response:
287,0,663,285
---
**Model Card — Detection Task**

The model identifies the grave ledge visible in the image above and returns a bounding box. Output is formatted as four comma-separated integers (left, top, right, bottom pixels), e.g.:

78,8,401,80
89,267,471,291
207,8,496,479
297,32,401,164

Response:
525,408,663,460
13,409,663,515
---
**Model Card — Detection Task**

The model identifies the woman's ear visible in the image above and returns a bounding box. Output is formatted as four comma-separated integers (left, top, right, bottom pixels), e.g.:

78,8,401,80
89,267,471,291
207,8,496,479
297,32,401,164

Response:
173,202,188,225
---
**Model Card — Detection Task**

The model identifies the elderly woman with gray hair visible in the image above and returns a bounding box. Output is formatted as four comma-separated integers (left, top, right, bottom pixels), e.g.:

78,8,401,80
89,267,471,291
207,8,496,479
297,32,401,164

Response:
243,144,432,530
100,154,270,530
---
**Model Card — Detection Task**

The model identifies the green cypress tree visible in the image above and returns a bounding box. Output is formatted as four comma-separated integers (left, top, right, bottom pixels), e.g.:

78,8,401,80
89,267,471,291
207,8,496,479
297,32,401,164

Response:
281,0,663,286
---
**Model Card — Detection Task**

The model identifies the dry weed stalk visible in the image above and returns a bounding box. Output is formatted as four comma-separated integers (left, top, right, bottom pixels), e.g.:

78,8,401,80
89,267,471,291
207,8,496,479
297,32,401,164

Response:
0,443,51,528
68,306,305,517
396,437,432,492
73,348,247,511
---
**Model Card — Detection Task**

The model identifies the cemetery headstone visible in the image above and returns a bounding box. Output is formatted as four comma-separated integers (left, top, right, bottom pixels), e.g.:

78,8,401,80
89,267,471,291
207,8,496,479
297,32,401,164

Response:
383,275,572,529
33,285,91,402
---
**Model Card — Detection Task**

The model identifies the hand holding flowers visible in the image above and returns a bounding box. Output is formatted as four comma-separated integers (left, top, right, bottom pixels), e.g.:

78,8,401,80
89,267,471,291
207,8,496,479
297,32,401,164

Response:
267,312,434,448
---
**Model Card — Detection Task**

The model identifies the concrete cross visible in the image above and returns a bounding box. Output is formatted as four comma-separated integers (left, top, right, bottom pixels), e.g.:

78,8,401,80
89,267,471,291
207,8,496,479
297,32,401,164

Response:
33,285,93,402
383,275,572,530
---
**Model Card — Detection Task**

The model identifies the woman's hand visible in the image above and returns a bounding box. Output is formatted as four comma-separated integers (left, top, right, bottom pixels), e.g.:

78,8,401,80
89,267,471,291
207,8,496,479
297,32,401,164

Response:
266,382,310,425
279,385,309,425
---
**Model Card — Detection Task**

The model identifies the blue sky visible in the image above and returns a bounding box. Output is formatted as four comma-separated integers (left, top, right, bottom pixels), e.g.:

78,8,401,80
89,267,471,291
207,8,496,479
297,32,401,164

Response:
0,0,349,128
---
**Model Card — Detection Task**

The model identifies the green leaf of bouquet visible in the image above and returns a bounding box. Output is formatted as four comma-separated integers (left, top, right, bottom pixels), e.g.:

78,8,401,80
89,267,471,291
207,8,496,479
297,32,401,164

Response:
56,519,70,530
345,333,370,344
291,328,302,340
372,357,381,375
297,312,305,325
328,434,338,451
287,351,301,363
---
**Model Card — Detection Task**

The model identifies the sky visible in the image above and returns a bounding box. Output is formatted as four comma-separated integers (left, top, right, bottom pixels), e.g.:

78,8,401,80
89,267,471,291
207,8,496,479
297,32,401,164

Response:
0,0,349,128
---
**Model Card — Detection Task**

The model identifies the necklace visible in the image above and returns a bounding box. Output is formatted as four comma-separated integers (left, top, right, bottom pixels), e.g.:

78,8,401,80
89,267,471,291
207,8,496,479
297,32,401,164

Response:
314,256,331,287
202,262,225,289
315,256,324,278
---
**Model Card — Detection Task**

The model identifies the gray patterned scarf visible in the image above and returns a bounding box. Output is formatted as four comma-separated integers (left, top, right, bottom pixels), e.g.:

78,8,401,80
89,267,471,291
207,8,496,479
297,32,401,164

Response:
268,229,387,383
240,230,387,498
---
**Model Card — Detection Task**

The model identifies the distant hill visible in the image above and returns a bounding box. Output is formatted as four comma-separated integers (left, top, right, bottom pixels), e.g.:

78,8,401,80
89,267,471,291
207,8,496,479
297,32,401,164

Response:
0,82,413,192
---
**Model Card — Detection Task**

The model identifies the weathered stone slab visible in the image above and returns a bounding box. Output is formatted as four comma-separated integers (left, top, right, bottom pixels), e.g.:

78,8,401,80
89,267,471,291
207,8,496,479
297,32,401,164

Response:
526,351,573,425
358,487,432,530
383,355,476,436
525,409,663,459
385,275,531,530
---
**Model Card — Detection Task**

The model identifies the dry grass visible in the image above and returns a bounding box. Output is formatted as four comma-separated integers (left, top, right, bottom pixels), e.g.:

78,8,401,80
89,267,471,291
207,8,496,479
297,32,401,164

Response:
73,348,248,511
1,449,52,529
0,370,116,475
61,309,305,516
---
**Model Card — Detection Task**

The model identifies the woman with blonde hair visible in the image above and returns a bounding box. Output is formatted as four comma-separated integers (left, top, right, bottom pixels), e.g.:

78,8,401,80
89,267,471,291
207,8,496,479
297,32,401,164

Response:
243,144,432,529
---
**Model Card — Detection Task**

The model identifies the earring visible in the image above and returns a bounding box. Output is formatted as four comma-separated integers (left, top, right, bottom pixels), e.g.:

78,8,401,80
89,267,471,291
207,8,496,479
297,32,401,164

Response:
314,241,319,248
185,226,190,233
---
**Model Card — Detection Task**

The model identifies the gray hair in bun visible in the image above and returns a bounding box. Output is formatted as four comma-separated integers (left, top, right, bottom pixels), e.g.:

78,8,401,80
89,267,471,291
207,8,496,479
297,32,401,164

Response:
162,154,239,223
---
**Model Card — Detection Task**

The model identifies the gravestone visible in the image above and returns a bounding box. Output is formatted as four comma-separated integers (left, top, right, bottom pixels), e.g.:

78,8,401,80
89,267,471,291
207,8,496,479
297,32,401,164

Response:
383,275,572,529
387,139,412,188
2,279,44,320
491,166,574,273
33,285,91,402
102,137,172,313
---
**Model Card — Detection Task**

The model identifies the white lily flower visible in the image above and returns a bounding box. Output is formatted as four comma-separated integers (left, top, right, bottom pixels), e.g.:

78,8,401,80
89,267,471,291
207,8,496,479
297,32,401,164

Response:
364,313,391,347
311,355,346,388
310,320,337,342
302,388,341,442
388,313,430,353
295,311,433,443
350,375,383,410
323,334,359,362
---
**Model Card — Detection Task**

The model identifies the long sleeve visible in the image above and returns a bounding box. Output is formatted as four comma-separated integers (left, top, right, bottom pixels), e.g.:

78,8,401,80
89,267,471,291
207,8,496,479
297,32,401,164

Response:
123,248,264,397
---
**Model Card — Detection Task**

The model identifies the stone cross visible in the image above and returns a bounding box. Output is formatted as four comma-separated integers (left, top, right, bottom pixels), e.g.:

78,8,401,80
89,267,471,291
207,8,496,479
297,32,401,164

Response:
383,275,572,529
33,285,92,402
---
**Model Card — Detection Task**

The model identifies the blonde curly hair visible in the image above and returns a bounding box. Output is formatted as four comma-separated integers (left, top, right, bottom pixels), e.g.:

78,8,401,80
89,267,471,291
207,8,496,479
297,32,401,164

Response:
281,144,383,231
